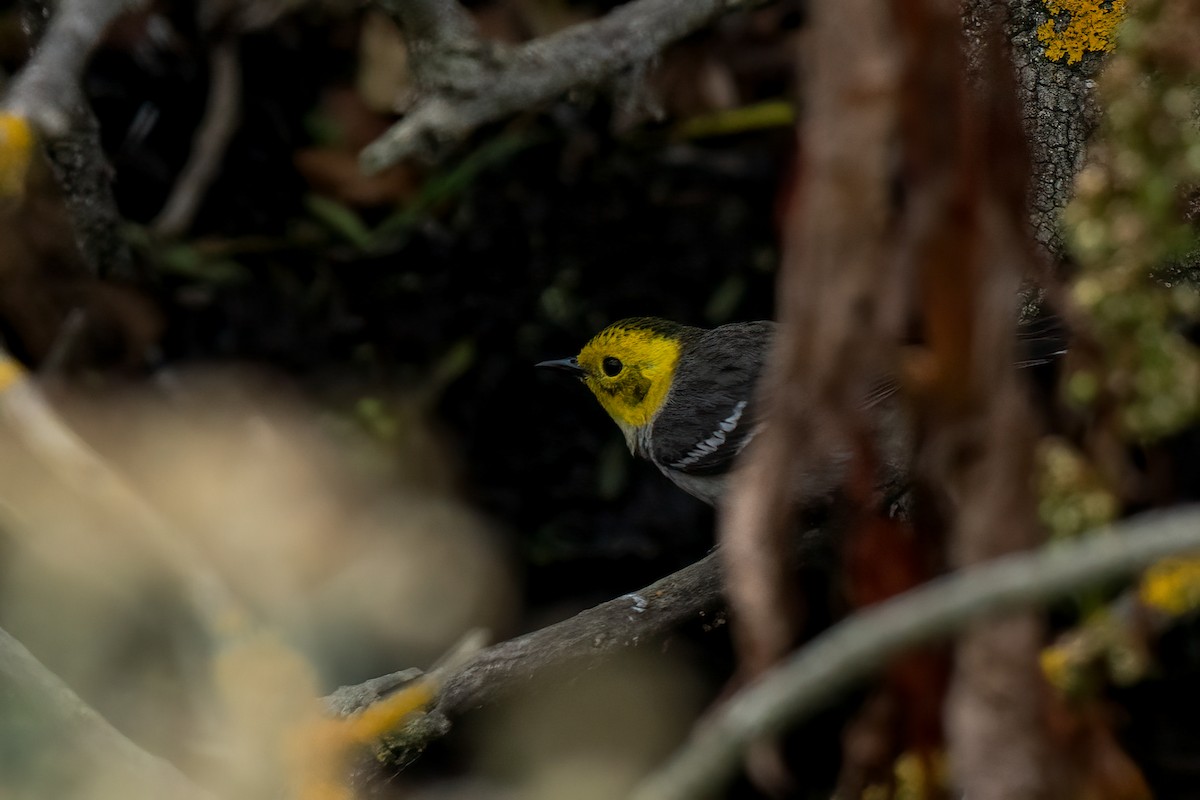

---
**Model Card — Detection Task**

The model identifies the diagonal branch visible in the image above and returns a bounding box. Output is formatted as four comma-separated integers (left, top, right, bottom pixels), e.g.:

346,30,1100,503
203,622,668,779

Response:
5,0,147,138
434,548,724,717
151,35,242,238
0,625,216,800
378,0,478,51
630,505,1200,800
2,0,144,276
361,0,769,172
329,548,727,719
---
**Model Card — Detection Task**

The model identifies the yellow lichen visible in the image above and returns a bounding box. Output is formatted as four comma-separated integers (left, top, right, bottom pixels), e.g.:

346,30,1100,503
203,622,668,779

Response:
0,113,35,198
1040,643,1075,692
1038,0,1127,64
286,675,438,798
0,354,27,395
1139,557,1200,615
1040,609,1150,697
863,751,946,800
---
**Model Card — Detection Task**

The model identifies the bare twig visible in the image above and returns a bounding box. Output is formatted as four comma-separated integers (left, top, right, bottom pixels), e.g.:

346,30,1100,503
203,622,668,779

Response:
4,0,146,137
361,0,767,171
630,505,1200,800
0,625,216,800
435,549,724,717
330,548,727,719
378,0,478,51
152,36,242,238
39,307,89,374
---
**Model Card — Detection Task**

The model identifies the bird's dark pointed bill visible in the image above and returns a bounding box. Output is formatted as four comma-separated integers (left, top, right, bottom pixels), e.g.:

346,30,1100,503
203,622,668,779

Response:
536,357,586,376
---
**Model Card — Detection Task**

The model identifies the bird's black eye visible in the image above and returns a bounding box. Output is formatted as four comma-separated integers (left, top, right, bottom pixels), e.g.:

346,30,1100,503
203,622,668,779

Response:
602,356,623,377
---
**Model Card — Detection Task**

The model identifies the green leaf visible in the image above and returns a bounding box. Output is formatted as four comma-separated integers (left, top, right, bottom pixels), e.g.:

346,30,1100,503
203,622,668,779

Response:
305,194,374,249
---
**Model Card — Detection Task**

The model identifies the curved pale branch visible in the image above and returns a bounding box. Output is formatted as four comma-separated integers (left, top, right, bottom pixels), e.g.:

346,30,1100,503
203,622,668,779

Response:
631,506,1200,800
0,625,216,800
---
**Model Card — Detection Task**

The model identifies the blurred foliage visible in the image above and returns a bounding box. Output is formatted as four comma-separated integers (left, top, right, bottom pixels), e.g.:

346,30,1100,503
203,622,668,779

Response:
1040,607,1150,696
1031,7,1200,795
1036,437,1118,539
1064,0,1200,440
1139,557,1200,616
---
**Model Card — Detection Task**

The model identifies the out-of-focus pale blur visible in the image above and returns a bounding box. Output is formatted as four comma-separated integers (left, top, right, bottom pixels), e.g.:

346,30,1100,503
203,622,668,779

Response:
0,367,518,798
473,650,706,800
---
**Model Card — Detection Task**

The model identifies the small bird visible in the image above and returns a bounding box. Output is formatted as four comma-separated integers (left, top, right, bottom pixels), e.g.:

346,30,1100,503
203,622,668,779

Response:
538,317,774,505
538,315,1067,506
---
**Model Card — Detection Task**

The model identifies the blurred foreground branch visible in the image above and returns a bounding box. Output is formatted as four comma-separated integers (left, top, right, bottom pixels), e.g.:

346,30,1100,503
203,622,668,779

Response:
362,0,767,171
630,506,1200,800
718,0,899,682
0,625,216,800
0,350,244,636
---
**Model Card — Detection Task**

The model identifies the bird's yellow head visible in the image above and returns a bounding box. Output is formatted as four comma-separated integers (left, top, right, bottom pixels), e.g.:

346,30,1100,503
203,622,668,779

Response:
539,317,688,434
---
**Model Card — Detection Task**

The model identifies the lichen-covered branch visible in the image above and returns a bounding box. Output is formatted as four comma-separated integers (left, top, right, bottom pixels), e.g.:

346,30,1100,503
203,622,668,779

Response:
361,0,767,172
0,625,216,800
3,0,143,276
630,505,1200,800
962,0,1106,259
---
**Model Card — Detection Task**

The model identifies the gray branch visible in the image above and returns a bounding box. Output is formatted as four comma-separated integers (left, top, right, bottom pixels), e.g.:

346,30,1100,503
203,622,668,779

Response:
361,0,766,172
630,505,1200,800
5,0,145,137
378,0,478,51
3,0,144,276
435,548,725,717
330,548,727,719
0,625,215,800
962,0,1103,260
151,36,242,238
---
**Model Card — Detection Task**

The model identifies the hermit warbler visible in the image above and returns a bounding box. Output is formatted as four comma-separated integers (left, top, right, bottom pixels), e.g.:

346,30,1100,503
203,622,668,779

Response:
538,315,1065,506
538,317,773,505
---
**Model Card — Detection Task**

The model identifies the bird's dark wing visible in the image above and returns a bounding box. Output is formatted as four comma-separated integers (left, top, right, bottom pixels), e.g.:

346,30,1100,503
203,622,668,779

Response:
647,314,1065,479
648,321,775,476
